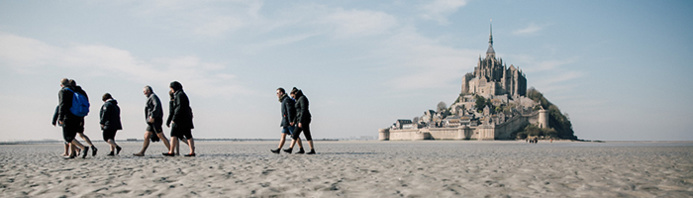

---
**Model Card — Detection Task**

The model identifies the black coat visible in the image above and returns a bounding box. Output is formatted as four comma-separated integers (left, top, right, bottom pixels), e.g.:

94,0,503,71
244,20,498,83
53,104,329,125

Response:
280,95,296,127
171,90,193,129
100,99,122,131
294,95,311,124
145,93,163,121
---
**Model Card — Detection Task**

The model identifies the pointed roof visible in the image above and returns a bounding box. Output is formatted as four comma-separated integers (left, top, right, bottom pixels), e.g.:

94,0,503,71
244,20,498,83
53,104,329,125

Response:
486,20,495,58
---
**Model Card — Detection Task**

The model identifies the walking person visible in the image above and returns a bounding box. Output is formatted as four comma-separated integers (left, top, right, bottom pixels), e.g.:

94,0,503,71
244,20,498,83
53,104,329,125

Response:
166,89,189,155
163,81,196,157
52,105,85,157
284,87,316,155
69,79,98,157
271,88,302,154
99,93,122,156
56,78,90,159
134,86,171,156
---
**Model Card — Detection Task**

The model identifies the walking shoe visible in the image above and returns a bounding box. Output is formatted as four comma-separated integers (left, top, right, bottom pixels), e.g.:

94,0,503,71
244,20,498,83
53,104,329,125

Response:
296,148,305,154
116,146,122,155
82,147,89,158
162,152,175,156
283,148,293,154
133,153,144,157
307,149,316,155
91,146,98,156
184,153,196,157
270,148,280,154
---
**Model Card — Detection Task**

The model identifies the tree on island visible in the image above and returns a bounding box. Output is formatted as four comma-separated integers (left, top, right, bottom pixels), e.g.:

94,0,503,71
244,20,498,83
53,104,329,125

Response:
526,87,577,140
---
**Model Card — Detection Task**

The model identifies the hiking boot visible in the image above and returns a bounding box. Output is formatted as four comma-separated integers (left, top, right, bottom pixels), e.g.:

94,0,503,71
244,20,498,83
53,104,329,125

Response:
296,148,305,154
283,148,293,154
116,146,122,155
91,146,98,156
270,148,280,154
307,149,316,155
82,147,89,159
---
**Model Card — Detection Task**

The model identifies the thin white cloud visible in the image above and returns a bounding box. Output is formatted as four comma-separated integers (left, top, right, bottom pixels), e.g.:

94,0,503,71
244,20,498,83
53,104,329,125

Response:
513,23,545,35
419,0,468,25
323,9,398,38
0,32,250,98
377,30,478,90
130,0,261,38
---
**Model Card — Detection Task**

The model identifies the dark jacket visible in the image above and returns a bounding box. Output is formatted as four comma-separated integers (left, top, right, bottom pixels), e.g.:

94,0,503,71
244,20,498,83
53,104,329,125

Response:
171,90,193,129
100,99,122,131
280,94,296,127
145,93,163,122
294,94,311,124
166,99,174,127
58,87,75,122
52,105,59,125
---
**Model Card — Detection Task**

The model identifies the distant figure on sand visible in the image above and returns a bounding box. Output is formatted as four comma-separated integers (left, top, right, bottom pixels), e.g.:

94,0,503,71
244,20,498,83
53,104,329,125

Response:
271,88,302,154
134,86,171,156
55,78,93,159
163,81,196,157
100,93,122,156
284,87,315,155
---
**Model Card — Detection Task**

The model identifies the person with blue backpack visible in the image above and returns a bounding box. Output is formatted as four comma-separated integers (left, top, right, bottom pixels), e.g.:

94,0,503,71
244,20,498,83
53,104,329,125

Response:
69,80,98,157
56,78,93,159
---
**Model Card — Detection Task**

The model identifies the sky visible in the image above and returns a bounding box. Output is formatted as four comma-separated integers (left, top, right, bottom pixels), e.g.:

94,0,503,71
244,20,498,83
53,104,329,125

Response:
1,0,692,141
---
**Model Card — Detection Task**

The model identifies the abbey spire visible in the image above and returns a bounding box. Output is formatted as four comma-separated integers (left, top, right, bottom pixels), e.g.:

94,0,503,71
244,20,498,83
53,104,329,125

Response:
486,20,495,58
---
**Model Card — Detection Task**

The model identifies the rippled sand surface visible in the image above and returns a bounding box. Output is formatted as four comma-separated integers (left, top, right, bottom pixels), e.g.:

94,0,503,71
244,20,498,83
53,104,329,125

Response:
1,141,692,197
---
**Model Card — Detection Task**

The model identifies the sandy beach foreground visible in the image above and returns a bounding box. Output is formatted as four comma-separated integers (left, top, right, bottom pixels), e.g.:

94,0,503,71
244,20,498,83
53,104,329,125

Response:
1,141,692,197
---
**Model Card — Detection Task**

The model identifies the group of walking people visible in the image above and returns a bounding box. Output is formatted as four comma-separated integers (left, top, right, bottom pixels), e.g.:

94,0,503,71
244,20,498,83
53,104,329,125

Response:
271,87,316,155
54,78,196,159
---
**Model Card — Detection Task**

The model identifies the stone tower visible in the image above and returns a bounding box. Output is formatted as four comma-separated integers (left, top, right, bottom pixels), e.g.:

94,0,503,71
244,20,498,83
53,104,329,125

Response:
538,108,549,129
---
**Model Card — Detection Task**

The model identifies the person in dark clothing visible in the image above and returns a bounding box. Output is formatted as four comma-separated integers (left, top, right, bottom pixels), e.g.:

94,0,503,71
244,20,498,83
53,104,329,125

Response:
52,105,84,157
68,80,98,157
284,87,315,155
163,81,196,157
271,88,302,154
100,93,122,156
134,86,171,156
56,78,90,158
165,89,189,155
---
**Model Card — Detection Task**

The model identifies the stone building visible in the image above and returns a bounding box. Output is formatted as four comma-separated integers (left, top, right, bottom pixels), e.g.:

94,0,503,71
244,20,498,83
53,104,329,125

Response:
380,23,549,141
461,24,527,99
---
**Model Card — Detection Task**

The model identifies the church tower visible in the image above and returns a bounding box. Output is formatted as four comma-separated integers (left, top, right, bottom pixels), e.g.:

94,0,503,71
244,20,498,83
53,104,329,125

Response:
486,20,495,59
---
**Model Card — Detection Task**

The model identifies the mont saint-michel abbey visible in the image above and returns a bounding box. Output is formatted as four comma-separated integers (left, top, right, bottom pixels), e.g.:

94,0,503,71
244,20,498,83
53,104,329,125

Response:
380,25,549,141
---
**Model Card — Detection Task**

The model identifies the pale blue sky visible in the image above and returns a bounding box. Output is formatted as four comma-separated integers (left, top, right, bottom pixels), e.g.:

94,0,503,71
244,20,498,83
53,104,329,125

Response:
1,0,691,141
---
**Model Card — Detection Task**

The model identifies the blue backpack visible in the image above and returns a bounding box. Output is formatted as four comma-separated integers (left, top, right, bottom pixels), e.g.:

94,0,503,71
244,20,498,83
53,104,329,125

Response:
66,88,89,117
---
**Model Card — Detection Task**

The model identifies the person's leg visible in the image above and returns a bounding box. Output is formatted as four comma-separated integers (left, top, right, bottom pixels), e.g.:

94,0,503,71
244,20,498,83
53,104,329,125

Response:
186,138,195,156
284,127,301,153
303,124,315,154
62,142,69,156
167,136,178,155
78,133,94,147
156,132,171,150
107,139,120,155
135,131,152,156
72,139,88,158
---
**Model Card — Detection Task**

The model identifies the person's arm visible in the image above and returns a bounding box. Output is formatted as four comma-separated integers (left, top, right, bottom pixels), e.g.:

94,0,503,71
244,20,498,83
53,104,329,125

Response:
52,105,59,126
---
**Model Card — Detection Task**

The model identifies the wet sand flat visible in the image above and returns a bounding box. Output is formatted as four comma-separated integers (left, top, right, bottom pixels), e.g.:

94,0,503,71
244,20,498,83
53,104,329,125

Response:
1,141,692,197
